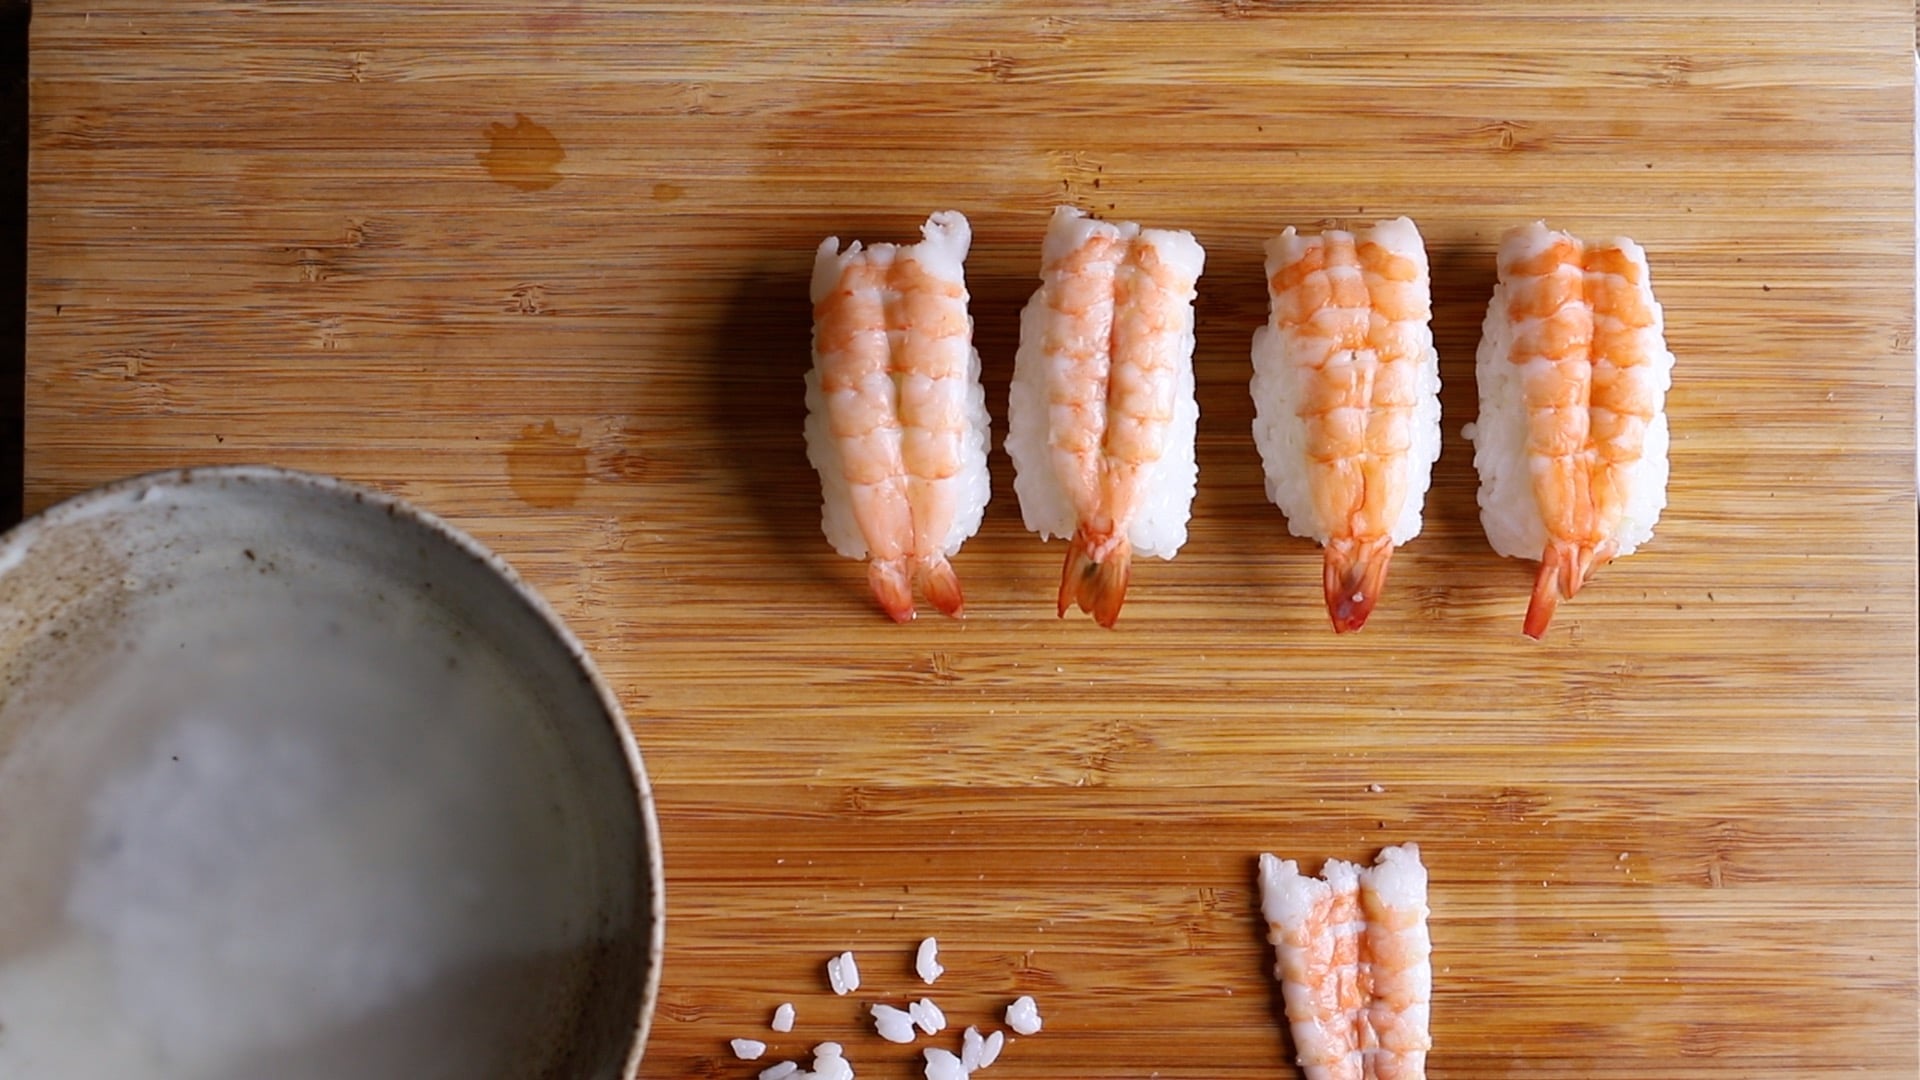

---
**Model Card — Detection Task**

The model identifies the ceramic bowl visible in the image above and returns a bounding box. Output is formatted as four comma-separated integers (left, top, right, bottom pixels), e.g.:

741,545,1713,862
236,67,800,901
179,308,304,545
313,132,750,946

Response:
0,467,661,1079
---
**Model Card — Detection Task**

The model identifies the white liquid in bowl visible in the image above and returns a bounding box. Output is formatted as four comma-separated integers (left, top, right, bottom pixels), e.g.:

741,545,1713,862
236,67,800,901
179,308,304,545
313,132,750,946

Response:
0,472,655,1080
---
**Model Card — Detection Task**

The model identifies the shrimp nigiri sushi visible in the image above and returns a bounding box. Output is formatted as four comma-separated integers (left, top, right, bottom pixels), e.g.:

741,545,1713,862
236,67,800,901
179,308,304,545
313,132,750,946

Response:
1005,205,1205,627
1468,222,1673,639
1251,217,1442,633
1259,844,1433,1080
804,211,992,622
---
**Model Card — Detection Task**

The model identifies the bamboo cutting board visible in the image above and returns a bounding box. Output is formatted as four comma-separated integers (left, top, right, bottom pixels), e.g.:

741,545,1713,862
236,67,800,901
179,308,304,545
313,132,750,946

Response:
24,2,1920,1076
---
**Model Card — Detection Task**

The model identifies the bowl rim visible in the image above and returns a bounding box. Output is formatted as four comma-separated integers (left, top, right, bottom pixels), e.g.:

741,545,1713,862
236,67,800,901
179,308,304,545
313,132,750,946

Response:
0,464,666,1076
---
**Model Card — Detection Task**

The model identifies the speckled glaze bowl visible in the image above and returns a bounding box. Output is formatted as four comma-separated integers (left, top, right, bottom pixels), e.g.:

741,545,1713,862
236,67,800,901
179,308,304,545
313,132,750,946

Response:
0,467,661,1080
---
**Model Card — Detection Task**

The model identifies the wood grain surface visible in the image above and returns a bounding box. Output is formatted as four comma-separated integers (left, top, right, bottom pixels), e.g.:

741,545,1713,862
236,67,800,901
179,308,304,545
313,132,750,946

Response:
24,2,1920,1076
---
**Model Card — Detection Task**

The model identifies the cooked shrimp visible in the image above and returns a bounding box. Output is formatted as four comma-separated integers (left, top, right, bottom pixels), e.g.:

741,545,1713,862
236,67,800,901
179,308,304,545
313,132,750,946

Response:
1005,206,1204,627
805,211,991,622
1472,223,1672,639
1259,845,1432,1080
1357,845,1433,1080
1252,218,1441,632
1262,856,1368,1079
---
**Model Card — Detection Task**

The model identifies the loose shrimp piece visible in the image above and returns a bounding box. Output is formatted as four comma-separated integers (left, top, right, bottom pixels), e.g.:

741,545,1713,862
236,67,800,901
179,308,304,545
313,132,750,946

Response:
805,211,991,622
1261,856,1367,1078
1357,845,1433,1080
1251,218,1441,632
1259,845,1432,1080
1470,223,1672,638
1006,206,1204,627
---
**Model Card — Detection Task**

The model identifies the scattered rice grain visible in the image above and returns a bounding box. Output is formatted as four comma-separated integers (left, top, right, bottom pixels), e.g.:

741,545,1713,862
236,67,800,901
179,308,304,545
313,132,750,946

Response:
1005,995,1042,1035
731,1037,768,1060
922,1047,968,1080
916,936,944,984
827,951,861,995
980,1030,1005,1067
809,1042,854,1080
960,1026,985,1070
871,1002,918,1044
772,1002,796,1033
909,997,946,1035
759,1063,799,1080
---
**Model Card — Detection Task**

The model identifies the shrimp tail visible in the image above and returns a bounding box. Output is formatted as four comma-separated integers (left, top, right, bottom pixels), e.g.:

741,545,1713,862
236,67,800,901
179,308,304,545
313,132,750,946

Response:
1323,536,1395,634
1524,538,1617,639
867,558,916,623
919,555,965,619
1058,530,1131,628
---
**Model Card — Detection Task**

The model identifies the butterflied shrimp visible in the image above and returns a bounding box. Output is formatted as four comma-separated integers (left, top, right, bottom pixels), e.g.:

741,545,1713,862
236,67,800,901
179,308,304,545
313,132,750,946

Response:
1262,856,1367,1079
804,211,991,622
1259,844,1432,1080
1005,206,1204,627
1251,218,1442,632
1469,222,1673,639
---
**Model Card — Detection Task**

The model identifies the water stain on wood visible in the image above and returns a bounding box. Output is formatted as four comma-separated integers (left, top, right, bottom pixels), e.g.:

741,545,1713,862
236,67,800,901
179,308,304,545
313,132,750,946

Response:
478,114,566,191
506,420,588,508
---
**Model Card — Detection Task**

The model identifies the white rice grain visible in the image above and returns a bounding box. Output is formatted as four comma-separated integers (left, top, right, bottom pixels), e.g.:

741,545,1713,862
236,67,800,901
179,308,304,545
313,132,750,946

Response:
960,1026,985,1070
772,1002,796,1033
909,997,946,1035
871,1003,918,1044
980,1030,1005,1067
827,951,860,996
731,1038,768,1061
922,1047,968,1080
804,1041,855,1080
1005,995,1042,1036
916,937,944,984
759,1062,800,1080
